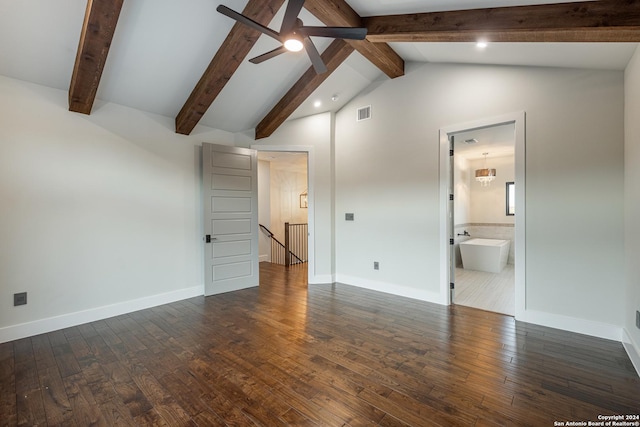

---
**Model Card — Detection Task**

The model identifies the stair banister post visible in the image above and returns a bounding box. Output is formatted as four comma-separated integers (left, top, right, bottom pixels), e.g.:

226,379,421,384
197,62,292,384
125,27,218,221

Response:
284,222,290,268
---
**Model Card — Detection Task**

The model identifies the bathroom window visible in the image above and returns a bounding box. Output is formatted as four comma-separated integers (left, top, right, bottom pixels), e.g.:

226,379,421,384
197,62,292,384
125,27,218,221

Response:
506,182,515,216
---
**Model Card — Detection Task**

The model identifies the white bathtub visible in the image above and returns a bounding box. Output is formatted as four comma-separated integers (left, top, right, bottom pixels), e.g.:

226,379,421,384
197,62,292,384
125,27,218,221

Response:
459,238,510,273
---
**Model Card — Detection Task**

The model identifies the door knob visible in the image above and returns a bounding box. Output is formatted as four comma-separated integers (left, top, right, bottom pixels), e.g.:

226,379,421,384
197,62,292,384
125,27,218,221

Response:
205,235,217,243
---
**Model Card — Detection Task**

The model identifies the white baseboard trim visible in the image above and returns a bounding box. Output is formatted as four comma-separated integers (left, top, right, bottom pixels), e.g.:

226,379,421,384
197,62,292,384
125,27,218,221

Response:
333,276,626,343
335,274,445,305
623,328,640,377
309,274,335,285
519,309,622,342
0,285,204,344
259,255,270,262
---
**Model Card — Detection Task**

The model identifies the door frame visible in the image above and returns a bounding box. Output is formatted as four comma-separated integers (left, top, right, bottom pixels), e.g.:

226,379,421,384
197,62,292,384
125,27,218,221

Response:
438,112,526,319
252,144,315,284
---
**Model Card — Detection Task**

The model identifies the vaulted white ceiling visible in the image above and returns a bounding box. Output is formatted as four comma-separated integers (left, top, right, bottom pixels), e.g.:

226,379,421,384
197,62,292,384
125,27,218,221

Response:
0,0,637,134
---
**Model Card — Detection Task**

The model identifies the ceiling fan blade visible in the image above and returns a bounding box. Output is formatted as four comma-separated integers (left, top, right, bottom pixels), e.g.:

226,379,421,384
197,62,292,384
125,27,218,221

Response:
302,36,327,74
299,26,367,40
216,5,281,42
280,0,305,34
249,46,288,64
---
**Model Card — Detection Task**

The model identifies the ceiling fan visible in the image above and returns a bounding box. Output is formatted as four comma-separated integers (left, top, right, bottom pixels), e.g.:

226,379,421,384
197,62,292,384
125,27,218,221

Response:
216,0,367,74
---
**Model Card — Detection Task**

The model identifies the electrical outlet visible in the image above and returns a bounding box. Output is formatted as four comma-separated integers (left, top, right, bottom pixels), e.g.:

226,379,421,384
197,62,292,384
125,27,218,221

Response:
374,261,379,270
14,292,27,306
345,213,354,221
636,310,640,329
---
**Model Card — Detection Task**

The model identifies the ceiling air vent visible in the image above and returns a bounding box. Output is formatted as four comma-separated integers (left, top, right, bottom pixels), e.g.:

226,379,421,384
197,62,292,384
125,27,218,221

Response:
357,105,371,122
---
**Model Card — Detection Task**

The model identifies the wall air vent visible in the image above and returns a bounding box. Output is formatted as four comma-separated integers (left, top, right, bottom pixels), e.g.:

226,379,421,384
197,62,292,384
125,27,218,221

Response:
357,105,371,122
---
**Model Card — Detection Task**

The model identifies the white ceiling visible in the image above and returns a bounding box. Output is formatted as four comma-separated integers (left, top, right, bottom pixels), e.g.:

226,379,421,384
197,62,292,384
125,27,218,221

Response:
0,0,637,134
258,151,308,175
453,123,515,160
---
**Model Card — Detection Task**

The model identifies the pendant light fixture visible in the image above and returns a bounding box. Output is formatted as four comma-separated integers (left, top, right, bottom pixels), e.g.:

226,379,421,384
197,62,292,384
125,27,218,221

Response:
475,153,496,187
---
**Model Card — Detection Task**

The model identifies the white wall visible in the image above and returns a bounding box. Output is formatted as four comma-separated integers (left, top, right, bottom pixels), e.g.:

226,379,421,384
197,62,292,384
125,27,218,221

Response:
258,160,271,262
469,155,515,224
465,154,516,264
0,75,234,342
454,155,471,226
335,62,625,331
625,45,640,368
453,156,471,267
238,113,334,283
453,154,515,227
269,168,308,243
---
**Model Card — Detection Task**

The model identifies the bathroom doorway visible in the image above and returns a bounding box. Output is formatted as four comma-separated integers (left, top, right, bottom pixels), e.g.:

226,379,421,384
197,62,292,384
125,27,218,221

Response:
439,113,526,318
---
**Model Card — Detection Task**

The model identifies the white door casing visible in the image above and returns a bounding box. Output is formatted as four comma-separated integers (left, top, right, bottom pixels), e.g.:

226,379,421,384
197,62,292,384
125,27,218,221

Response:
252,145,316,284
439,112,526,318
448,135,456,303
203,143,259,296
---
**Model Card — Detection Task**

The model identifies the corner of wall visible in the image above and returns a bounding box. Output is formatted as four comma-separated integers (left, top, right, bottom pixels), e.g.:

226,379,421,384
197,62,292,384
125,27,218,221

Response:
309,274,335,285
234,129,256,147
623,328,640,377
519,309,623,342
335,274,447,305
624,43,640,376
330,112,337,278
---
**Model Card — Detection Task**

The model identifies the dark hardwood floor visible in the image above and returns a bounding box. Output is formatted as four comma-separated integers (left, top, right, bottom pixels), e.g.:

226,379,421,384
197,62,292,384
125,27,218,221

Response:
1,262,639,426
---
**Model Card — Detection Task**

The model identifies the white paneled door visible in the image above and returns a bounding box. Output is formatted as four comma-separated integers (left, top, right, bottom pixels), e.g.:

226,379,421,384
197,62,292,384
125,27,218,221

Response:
203,143,258,296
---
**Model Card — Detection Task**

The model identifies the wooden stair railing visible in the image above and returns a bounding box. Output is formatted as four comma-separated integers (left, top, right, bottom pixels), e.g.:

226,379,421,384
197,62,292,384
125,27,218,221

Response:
259,224,305,266
285,222,308,267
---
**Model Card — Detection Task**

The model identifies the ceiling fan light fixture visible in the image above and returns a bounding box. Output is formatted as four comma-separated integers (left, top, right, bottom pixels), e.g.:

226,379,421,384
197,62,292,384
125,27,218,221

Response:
284,37,303,52
216,2,367,74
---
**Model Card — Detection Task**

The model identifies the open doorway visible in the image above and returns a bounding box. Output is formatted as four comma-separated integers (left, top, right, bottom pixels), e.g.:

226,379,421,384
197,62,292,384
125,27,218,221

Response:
451,124,516,315
439,112,526,319
257,151,309,281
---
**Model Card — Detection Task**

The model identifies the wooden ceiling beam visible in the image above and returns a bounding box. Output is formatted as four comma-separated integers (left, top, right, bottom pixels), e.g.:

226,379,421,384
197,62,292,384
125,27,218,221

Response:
303,0,404,78
364,0,640,43
255,39,354,139
69,0,124,114
175,0,285,135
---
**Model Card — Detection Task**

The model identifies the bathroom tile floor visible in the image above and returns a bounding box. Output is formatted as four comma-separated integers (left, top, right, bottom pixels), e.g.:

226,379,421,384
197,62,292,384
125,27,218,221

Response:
455,264,515,316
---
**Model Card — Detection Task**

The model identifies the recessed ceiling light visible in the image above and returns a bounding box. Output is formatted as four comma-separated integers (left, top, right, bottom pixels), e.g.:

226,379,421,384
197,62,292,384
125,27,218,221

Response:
313,100,322,108
476,41,488,49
